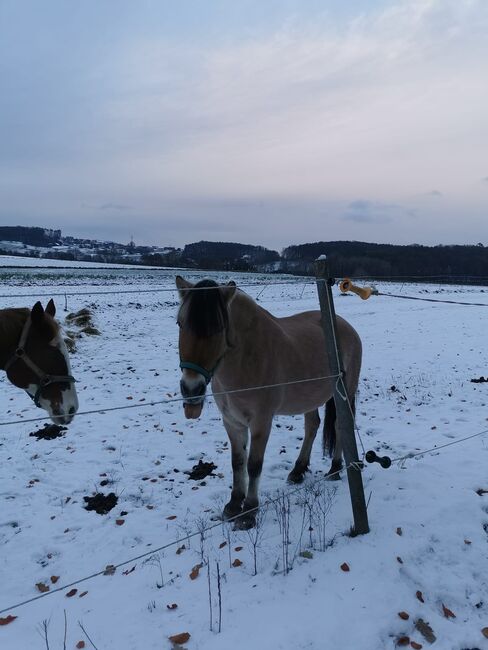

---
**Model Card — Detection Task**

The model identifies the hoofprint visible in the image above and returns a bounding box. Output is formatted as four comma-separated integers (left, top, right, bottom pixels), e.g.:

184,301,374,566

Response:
0,264,487,649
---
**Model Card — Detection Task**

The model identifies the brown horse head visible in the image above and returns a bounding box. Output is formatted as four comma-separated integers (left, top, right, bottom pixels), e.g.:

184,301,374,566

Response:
175,276,236,419
2,299,79,424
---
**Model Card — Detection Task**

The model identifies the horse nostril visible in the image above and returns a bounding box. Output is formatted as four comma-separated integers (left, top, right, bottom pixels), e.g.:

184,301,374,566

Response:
69,406,76,415
195,383,206,398
180,380,190,398
180,380,206,399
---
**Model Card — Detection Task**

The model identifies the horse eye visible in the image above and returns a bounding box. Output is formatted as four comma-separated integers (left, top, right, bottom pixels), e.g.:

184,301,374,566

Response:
176,320,181,328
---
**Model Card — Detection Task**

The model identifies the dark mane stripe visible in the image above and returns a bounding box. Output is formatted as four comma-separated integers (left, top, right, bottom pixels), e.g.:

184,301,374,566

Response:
181,280,229,337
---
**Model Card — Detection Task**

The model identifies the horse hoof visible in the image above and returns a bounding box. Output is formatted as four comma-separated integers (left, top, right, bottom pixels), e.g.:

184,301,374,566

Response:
287,471,305,484
233,513,256,530
222,502,243,520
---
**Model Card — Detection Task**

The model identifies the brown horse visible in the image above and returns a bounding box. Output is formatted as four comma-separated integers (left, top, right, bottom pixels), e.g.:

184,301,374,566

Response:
176,277,362,528
0,300,78,424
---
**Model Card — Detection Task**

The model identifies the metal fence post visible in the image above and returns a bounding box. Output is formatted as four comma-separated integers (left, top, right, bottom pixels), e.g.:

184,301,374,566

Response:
314,255,369,535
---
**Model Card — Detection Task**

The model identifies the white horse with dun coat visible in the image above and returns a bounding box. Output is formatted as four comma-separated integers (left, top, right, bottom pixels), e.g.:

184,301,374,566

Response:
0,300,78,424
176,276,362,529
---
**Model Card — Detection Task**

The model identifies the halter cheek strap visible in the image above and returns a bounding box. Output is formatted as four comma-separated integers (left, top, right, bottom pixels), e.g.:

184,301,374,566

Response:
4,317,76,408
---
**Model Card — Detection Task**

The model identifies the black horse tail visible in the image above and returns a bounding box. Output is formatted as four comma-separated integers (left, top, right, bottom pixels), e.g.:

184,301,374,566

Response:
323,397,336,458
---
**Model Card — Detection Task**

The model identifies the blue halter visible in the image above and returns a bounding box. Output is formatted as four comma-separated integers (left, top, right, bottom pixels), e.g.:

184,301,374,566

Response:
179,360,213,384
179,348,229,385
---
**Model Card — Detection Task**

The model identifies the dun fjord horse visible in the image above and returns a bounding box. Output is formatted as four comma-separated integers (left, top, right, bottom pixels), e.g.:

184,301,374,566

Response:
0,300,78,424
176,277,362,528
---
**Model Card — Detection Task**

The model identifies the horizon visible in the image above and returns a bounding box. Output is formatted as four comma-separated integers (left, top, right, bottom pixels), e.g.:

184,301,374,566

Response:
1,223,486,254
1,0,487,248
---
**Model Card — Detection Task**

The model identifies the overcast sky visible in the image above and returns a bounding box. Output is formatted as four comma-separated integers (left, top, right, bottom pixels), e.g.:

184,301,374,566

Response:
1,0,487,251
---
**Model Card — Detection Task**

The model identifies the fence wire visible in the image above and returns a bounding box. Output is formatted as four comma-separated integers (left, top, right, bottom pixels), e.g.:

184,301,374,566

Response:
0,280,315,301
0,373,341,428
378,291,488,307
2,420,488,616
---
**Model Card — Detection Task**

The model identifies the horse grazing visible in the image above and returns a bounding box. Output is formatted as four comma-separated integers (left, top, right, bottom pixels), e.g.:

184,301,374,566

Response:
176,276,362,529
0,300,78,424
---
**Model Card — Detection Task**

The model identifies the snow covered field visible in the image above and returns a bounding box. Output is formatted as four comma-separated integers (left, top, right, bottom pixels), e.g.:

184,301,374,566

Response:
1,265,487,650
0,254,164,270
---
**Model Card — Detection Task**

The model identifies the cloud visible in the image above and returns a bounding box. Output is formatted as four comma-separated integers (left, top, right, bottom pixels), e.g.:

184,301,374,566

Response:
0,0,487,247
81,202,133,211
100,203,132,211
342,200,410,224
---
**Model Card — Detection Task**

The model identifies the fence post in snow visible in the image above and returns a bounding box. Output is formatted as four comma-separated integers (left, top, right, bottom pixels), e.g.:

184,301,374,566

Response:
314,255,370,535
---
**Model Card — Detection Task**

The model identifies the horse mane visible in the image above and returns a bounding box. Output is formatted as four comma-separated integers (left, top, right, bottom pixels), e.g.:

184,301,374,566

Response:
0,307,58,345
0,308,29,340
179,280,229,338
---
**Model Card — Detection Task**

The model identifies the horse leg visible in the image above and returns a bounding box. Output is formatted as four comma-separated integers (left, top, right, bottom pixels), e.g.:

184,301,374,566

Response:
288,409,320,484
222,418,249,520
235,418,272,530
323,397,343,480
325,394,357,479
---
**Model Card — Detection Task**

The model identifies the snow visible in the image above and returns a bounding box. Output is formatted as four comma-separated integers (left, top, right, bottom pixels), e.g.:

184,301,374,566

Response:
1,269,487,650
0,254,170,270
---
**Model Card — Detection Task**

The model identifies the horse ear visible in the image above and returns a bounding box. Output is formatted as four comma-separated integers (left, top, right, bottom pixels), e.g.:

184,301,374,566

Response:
222,281,237,304
175,275,194,299
45,299,56,317
31,301,45,326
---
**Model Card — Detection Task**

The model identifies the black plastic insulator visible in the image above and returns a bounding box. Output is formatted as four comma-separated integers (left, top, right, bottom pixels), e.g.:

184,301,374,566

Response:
365,450,392,469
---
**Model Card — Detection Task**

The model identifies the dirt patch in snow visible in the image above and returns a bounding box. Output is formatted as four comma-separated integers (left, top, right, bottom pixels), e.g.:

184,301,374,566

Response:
29,424,68,440
83,492,118,515
186,460,217,480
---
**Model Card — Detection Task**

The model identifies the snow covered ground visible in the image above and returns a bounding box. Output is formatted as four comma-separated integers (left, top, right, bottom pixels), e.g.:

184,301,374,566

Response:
1,268,487,650
0,254,174,270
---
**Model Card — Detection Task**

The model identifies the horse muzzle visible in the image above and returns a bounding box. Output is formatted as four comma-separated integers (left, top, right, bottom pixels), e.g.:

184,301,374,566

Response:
183,400,204,419
180,379,206,419
49,405,78,425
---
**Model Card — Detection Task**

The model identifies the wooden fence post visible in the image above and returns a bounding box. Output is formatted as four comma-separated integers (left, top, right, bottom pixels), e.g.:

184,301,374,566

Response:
314,255,370,535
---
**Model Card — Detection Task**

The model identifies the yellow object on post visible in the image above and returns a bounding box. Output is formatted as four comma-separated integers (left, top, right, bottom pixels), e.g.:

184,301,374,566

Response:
339,278,376,300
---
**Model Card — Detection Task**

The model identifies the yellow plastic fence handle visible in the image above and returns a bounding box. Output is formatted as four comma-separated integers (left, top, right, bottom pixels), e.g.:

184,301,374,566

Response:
339,278,375,300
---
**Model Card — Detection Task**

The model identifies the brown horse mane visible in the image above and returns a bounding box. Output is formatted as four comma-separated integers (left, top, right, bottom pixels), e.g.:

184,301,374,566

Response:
0,307,59,350
178,279,229,338
0,308,29,339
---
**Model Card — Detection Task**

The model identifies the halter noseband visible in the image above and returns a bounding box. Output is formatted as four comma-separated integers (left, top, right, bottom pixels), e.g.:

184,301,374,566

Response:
179,358,226,385
4,316,76,408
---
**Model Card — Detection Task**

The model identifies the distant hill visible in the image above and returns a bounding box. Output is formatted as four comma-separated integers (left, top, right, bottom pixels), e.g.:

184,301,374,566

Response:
281,241,488,278
0,226,61,247
142,240,280,271
182,241,280,270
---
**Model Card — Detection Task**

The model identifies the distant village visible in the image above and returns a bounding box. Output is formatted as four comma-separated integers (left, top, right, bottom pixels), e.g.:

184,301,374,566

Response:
0,226,282,272
0,226,175,265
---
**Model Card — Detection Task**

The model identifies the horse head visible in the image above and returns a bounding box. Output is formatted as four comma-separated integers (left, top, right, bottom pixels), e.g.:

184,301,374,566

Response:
175,276,236,419
5,299,79,424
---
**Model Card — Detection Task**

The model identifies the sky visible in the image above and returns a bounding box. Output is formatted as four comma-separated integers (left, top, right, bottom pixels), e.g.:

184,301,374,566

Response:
0,0,487,251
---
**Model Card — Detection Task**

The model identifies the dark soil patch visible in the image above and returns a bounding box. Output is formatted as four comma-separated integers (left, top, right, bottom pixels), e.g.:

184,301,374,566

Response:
84,492,118,515
471,376,488,383
66,308,92,322
186,460,217,480
29,424,67,440
81,326,101,336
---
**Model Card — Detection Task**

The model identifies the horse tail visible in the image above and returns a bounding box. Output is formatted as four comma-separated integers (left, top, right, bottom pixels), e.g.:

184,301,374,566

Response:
323,397,336,457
